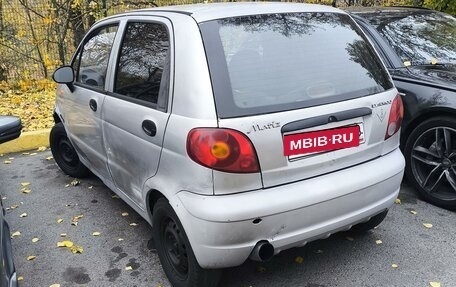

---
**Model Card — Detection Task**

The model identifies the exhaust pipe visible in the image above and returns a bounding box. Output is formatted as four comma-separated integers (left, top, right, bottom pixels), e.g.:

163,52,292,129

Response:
249,241,274,262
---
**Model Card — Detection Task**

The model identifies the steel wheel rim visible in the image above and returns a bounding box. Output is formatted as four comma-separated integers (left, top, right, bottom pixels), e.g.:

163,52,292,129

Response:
161,217,189,279
411,126,456,200
58,137,78,167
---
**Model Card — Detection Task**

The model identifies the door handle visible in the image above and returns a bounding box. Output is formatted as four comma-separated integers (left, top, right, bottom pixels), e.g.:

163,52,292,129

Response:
89,99,97,112
142,120,157,137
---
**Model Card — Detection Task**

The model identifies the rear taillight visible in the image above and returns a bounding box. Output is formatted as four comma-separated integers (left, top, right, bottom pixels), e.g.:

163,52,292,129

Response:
385,94,404,140
187,128,260,173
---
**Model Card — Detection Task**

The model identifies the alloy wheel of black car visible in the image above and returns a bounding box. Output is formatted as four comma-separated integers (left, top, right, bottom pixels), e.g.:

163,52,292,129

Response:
50,123,91,178
405,117,456,210
152,199,221,287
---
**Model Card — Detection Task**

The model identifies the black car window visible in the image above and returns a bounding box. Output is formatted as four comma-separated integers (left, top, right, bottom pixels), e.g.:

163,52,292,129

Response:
75,25,118,89
360,11,456,66
200,12,393,118
114,22,170,108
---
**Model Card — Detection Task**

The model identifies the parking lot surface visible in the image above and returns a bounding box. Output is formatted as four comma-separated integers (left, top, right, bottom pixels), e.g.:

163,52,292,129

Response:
1,151,455,287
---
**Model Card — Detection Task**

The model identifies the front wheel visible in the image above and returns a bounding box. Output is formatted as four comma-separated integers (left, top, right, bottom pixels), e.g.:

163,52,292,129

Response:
152,199,221,287
50,123,91,178
404,117,456,210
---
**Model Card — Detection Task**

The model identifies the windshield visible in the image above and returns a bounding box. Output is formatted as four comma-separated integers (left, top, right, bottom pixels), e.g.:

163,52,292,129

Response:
362,10,456,66
200,12,392,118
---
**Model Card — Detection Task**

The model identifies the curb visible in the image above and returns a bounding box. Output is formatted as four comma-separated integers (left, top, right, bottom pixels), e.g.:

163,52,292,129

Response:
0,129,50,154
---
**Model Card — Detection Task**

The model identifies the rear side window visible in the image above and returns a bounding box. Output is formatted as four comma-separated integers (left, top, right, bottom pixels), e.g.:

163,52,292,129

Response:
114,22,170,108
200,12,393,118
75,25,118,89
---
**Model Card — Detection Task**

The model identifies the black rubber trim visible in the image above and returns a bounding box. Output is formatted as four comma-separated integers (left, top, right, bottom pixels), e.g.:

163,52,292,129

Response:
281,107,372,134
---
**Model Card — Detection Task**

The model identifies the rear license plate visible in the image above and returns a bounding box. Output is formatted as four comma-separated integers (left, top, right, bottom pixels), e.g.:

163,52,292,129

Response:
283,125,360,156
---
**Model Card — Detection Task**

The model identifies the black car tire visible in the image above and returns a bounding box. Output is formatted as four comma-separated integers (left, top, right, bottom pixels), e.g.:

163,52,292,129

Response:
152,198,221,287
351,210,388,233
405,117,456,210
50,123,91,178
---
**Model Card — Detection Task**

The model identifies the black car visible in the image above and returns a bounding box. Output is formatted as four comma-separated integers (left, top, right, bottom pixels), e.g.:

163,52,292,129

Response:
0,116,21,287
348,7,456,210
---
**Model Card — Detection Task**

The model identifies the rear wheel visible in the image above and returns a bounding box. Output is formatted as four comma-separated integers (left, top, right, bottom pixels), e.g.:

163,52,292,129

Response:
50,123,90,178
405,117,456,210
152,199,221,287
352,210,388,233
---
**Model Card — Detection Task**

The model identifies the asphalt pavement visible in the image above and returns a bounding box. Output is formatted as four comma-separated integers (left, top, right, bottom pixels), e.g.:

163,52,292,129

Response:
1,151,455,287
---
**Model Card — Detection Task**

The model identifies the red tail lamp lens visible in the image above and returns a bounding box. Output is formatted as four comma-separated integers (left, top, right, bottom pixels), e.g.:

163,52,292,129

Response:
385,94,404,140
187,128,260,173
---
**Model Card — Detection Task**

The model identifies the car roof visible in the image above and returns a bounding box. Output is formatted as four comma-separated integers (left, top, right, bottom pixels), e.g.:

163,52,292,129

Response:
109,2,345,23
345,6,433,15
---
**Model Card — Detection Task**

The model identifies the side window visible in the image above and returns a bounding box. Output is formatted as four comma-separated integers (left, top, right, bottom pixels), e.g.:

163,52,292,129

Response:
114,22,170,107
76,25,118,89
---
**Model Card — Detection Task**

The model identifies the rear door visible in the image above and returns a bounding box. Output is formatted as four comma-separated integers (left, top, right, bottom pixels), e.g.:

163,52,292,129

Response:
200,12,397,188
102,18,172,208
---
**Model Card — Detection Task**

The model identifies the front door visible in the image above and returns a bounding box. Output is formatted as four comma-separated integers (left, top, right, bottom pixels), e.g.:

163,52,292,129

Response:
102,19,172,208
61,24,119,180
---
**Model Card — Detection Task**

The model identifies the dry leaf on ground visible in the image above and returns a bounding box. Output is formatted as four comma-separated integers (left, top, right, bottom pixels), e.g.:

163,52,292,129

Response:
26,255,36,261
430,282,441,287
423,223,433,229
32,238,39,243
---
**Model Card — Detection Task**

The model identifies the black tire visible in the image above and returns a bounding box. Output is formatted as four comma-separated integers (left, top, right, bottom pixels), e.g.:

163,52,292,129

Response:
152,198,221,287
352,210,388,233
404,117,456,210
50,123,91,178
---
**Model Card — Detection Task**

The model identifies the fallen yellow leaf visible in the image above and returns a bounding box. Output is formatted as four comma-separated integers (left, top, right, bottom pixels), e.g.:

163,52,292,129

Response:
112,194,120,199
125,266,133,271
71,221,78,226
391,263,398,268
17,276,23,281
8,157,14,160
118,238,124,241
410,210,417,215
19,213,27,218
69,245,83,254
375,240,383,245
29,153,37,156
57,219,63,223
92,232,101,236
20,182,30,187
73,215,83,220
423,223,433,229
49,284,61,287
10,204,19,209
22,152,30,155
27,255,36,261
37,146,47,152
394,198,401,204
257,266,266,273
430,282,441,287
121,212,129,217
46,156,53,161
57,240,74,248
130,223,138,226
3,160,12,164
65,184,70,188
294,256,304,264
60,233,67,237
70,179,80,186
88,186,93,189
11,231,21,238
21,188,31,194
32,238,39,243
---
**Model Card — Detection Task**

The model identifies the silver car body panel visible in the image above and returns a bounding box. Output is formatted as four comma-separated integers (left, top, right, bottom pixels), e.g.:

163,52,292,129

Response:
54,3,405,269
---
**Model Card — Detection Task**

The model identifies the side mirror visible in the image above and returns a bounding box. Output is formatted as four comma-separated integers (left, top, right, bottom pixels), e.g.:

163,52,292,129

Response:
53,66,75,92
0,116,22,144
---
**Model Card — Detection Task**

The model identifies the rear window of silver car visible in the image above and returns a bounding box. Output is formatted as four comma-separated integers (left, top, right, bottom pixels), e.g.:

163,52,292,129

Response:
200,12,393,118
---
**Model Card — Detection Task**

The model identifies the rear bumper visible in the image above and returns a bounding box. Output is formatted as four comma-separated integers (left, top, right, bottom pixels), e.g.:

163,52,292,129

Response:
172,148,404,268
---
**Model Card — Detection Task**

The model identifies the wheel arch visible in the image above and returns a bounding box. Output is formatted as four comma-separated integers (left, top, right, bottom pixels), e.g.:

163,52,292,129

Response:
146,189,167,223
402,108,456,147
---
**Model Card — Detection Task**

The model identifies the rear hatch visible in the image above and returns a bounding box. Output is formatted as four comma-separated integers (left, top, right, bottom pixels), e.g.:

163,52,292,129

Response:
200,11,397,188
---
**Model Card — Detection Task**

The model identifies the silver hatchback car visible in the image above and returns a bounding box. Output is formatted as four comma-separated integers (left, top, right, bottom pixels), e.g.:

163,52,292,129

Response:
51,3,405,286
